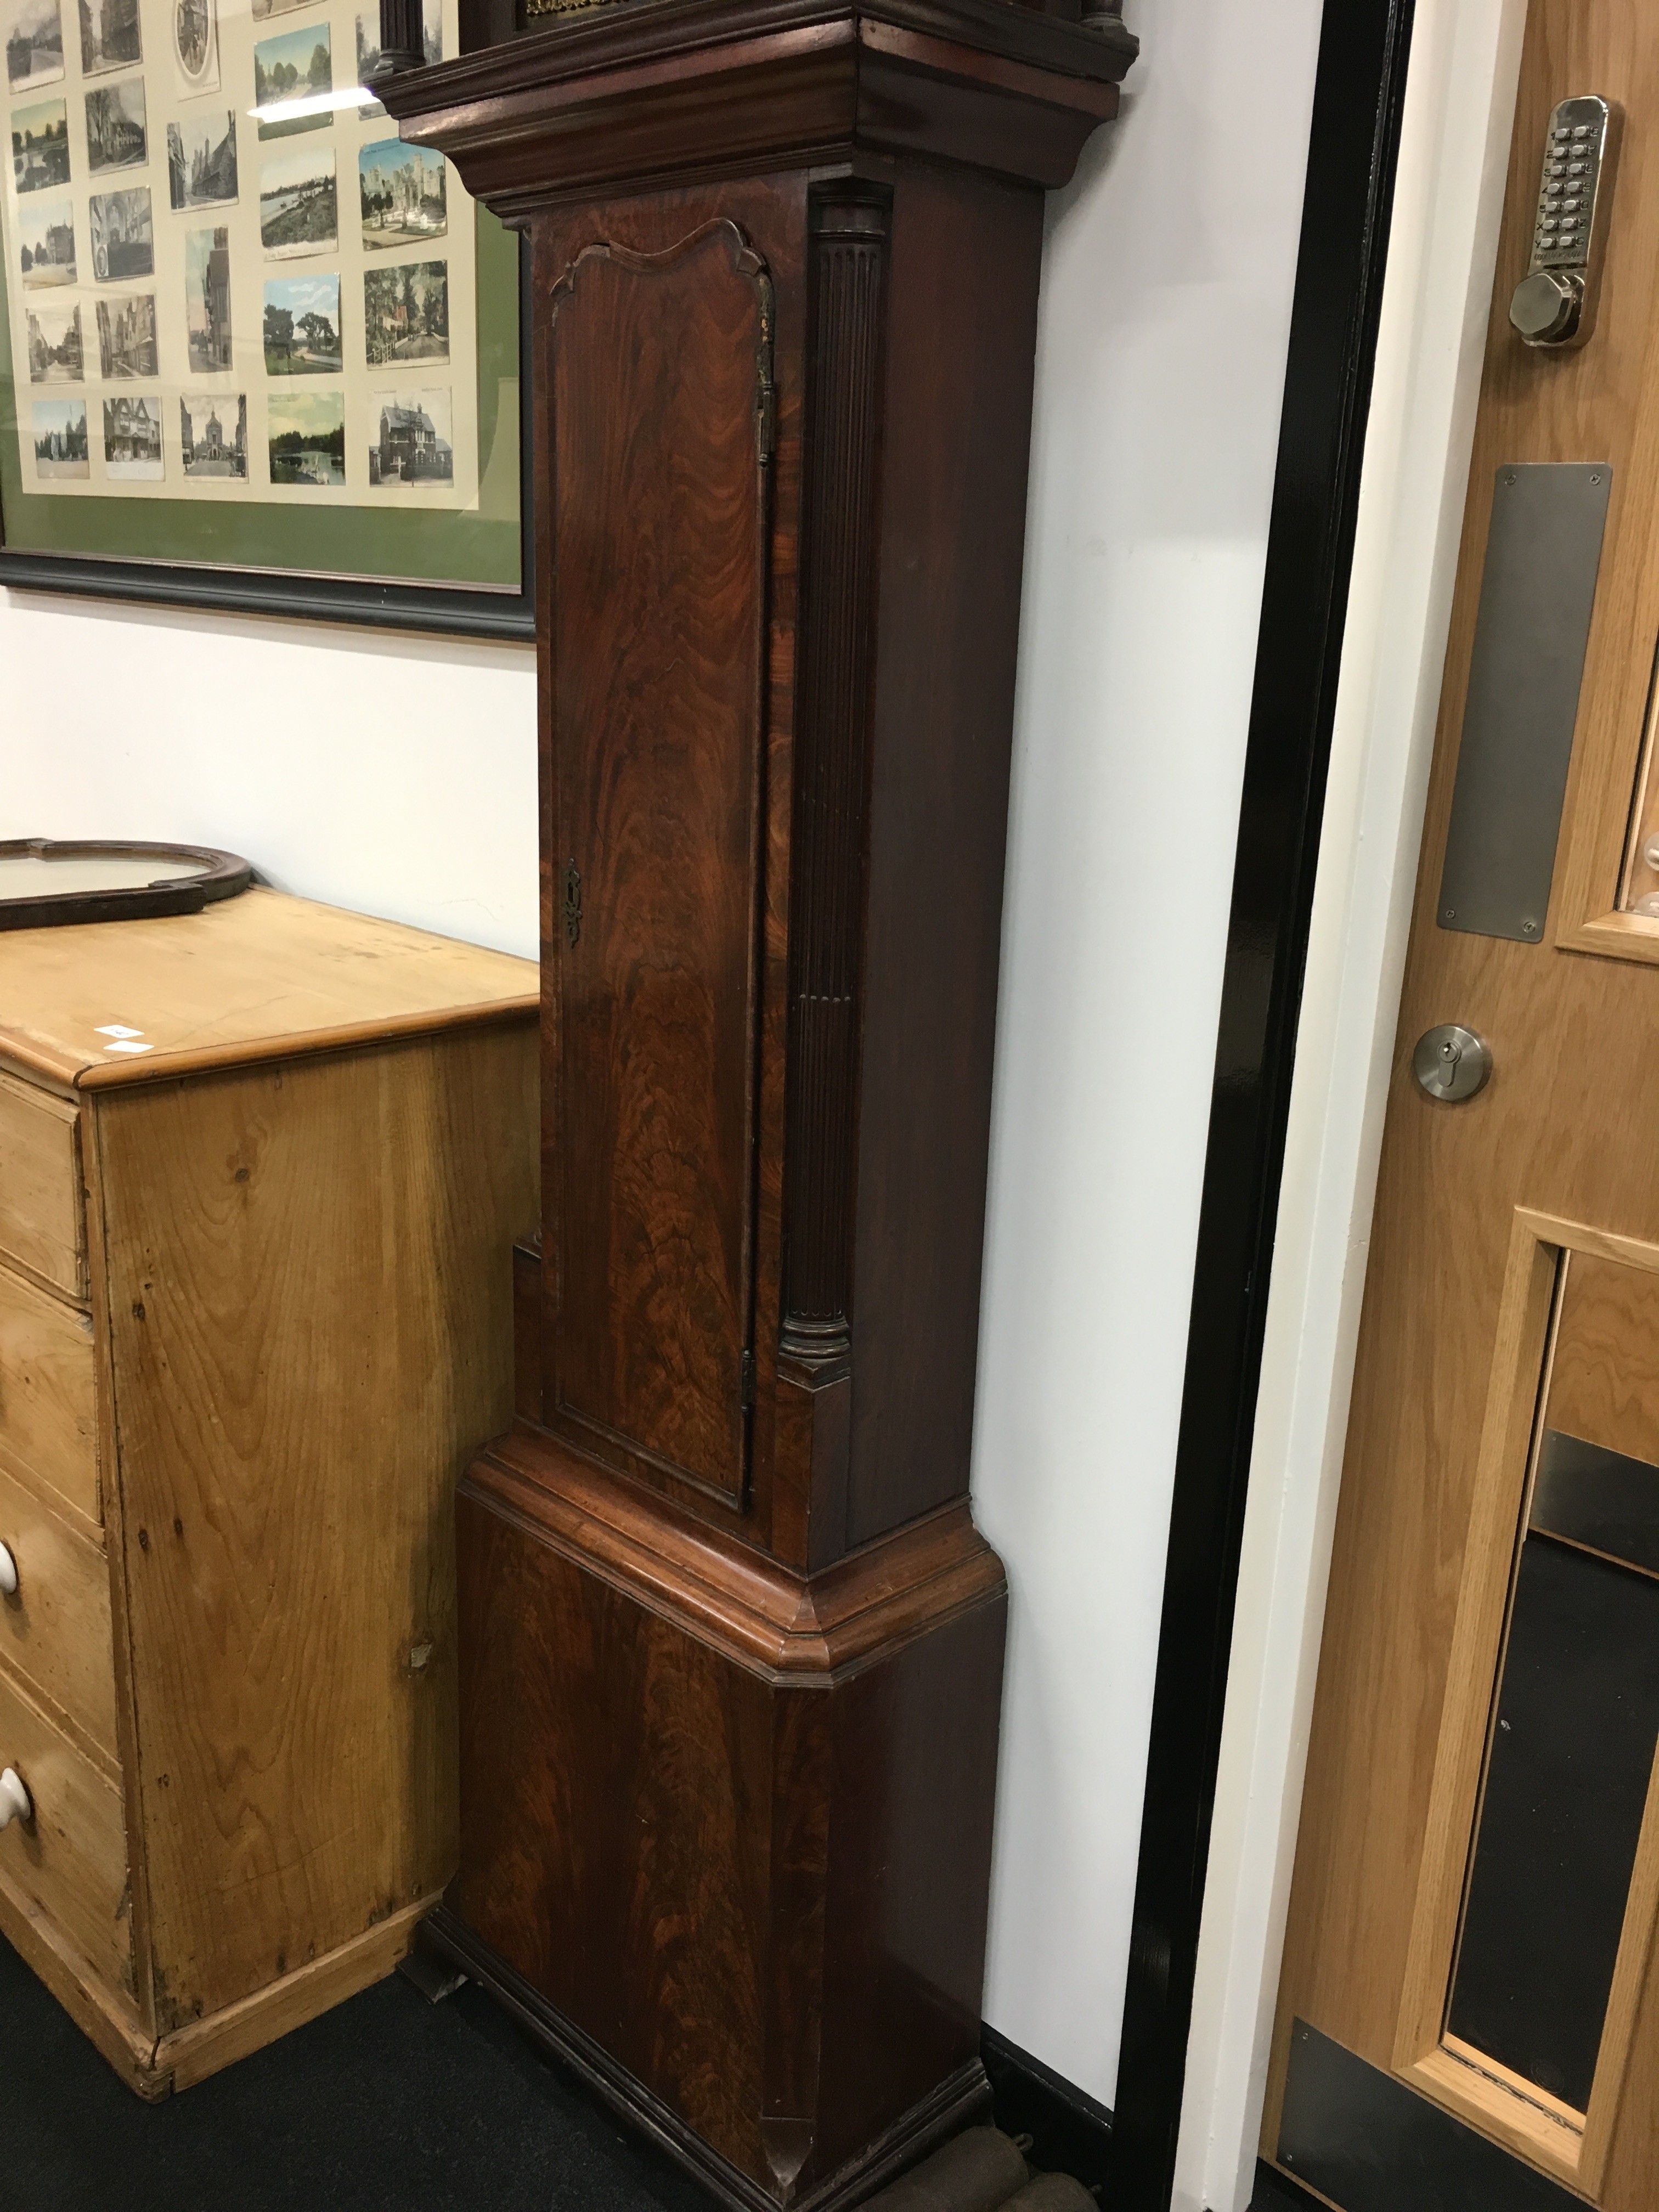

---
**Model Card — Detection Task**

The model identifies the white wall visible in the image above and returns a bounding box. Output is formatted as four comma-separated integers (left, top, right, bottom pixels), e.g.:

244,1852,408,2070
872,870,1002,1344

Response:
1,596,540,956
1170,3,1528,2207
3,0,1327,2121
973,0,1325,2106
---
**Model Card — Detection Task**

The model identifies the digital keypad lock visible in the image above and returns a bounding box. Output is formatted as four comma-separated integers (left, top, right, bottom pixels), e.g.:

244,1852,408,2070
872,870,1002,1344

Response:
1510,95,1618,349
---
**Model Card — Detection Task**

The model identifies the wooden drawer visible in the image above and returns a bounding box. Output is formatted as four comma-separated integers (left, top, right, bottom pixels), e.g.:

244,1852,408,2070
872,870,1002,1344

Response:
0,1666,129,1991
0,1076,84,1304
0,1462,116,1762
0,1264,99,1525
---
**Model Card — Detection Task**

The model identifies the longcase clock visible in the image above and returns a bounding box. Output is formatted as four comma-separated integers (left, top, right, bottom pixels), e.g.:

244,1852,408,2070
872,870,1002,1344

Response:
380,2,1135,2205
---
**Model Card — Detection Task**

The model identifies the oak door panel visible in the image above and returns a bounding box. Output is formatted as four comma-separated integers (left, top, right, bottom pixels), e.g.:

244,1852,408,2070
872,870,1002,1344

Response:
1269,0,1659,2200
548,219,769,1506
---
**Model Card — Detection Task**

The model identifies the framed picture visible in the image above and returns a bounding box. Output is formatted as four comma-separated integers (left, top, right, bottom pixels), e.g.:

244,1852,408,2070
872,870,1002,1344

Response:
0,0,530,637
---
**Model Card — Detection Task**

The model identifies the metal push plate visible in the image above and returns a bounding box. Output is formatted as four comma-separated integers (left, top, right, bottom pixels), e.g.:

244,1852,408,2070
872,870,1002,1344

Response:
1437,463,1612,942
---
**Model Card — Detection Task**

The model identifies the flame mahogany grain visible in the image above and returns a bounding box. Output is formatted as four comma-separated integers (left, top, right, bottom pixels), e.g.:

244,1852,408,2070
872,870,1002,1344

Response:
381,5,1130,2203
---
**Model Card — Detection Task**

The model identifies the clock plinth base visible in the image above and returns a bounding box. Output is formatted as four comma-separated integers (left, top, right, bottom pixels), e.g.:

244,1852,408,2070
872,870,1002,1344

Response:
445,1429,1007,2211
424,1906,993,2212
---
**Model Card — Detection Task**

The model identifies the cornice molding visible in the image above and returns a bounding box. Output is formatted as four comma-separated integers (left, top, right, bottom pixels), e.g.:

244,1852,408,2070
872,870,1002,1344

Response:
379,0,1132,201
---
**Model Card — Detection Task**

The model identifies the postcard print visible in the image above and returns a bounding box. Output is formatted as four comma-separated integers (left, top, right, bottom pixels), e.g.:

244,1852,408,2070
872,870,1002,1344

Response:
32,396,88,477
88,184,153,279
253,18,330,138
268,387,344,486
260,143,336,258
166,110,237,208
18,195,75,286
362,258,447,366
366,385,450,486
103,391,163,477
263,269,340,374
180,391,246,477
5,0,64,87
95,289,156,376
359,139,444,252
25,299,81,380
171,0,218,96
184,223,231,370
78,0,141,76
85,78,147,173
12,97,70,192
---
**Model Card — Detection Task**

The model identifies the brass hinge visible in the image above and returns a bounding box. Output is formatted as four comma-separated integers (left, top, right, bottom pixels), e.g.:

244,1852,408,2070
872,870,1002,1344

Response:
755,380,776,466
740,1348,756,1412
755,264,776,465
563,858,582,946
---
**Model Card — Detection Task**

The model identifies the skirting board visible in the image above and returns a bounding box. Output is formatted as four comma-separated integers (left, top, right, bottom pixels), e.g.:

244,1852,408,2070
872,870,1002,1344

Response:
979,2024,1113,2196
156,1894,440,2091
0,1867,437,2099
0,1862,156,2097
423,1904,995,2212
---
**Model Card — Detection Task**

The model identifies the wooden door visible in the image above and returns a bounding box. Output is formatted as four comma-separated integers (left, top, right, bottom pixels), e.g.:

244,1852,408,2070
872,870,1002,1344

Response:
1267,3,1659,2205
545,220,772,1509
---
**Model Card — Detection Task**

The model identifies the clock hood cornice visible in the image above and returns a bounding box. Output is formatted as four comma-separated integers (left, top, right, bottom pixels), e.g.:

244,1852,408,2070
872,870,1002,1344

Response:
377,0,1136,204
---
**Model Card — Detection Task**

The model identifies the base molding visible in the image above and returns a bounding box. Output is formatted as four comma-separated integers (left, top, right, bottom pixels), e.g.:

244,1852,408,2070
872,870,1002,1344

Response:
425,1905,994,2212
0,1865,438,2098
155,1894,439,2091
0,1863,158,2098
979,2025,1112,2197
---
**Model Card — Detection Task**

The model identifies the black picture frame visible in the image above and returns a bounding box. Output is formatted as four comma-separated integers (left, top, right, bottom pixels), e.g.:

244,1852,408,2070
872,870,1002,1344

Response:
0,232,534,641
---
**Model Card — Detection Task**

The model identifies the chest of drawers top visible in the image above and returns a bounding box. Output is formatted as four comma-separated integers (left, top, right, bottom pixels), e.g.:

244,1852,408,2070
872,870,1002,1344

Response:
0,888,537,1306
0,885,537,1099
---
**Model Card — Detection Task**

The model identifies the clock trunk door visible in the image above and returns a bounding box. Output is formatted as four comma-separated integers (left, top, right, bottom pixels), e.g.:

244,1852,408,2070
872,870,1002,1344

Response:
545,220,769,1509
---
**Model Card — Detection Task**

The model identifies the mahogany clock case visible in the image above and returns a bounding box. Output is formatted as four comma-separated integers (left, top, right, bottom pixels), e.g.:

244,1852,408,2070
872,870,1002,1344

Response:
379,5,1134,2209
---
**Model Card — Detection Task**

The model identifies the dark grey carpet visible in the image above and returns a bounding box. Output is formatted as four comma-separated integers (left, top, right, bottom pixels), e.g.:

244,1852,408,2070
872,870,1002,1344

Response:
0,1932,717,2212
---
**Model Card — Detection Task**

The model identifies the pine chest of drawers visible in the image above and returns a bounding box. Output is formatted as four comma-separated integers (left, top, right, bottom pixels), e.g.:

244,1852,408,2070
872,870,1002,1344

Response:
0,888,537,2095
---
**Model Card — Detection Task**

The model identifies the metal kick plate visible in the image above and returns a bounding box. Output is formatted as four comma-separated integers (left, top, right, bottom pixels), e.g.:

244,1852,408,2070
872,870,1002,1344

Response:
1277,2020,1584,2212
1437,463,1612,943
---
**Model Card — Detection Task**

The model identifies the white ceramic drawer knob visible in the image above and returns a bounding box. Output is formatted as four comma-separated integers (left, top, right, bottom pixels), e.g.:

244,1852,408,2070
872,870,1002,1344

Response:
0,1770,30,1829
0,1541,16,1596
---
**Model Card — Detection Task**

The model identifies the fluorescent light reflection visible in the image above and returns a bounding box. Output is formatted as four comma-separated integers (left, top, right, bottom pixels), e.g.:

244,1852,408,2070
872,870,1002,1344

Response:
248,87,381,123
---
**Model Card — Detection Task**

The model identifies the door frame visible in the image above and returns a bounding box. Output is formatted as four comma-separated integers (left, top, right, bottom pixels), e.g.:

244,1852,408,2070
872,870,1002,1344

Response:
1110,0,1536,2207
